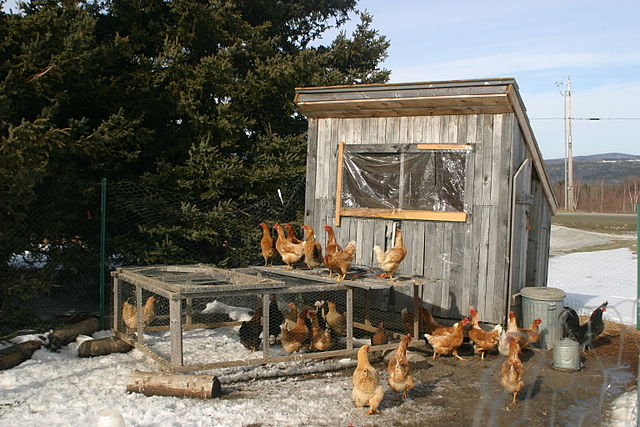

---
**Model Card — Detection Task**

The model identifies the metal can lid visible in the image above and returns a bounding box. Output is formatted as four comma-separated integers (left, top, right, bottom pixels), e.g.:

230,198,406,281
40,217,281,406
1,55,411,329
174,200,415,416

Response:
520,286,566,301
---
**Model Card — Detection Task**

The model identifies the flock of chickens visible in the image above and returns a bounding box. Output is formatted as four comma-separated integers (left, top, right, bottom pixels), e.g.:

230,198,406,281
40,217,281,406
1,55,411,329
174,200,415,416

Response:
116,223,609,413
352,300,609,414
350,305,543,413
259,222,407,281
238,297,349,354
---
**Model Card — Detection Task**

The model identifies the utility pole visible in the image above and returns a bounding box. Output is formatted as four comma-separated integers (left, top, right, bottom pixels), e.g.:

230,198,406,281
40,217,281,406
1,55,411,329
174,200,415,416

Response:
557,77,575,211
566,77,575,211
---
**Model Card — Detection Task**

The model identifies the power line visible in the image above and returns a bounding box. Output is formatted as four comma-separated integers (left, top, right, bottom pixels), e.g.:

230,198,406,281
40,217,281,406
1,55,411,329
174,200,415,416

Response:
531,117,640,120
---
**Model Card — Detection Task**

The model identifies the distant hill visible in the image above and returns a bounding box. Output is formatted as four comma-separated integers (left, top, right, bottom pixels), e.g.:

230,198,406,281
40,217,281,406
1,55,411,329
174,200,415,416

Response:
543,153,640,184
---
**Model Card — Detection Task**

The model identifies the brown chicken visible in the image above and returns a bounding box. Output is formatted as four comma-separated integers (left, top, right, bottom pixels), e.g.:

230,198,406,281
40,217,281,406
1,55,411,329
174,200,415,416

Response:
352,345,385,415
373,228,407,281
387,333,414,400
467,307,503,359
301,224,323,270
519,318,542,346
258,222,275,265
308,310,333,351
122,296,157,331
500,336,524,405
324,239,356,281
280,308,309,353
371,321,388,346
323,224,342,258
401,304,443,336
326,300,346,336
424,317,470,360
284,223,303,244
274,223,305,269
283,302,298,331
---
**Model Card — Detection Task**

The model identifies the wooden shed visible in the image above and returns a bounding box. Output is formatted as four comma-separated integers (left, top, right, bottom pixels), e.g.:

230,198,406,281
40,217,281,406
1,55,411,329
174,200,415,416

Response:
294,78,559,324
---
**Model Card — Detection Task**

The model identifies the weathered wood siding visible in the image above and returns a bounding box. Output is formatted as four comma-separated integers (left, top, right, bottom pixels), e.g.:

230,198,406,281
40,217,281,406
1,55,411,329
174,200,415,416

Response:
305,113,520,323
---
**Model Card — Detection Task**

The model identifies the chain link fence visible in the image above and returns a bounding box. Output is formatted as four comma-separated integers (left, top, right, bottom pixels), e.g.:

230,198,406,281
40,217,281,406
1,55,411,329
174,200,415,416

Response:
0,177,306,337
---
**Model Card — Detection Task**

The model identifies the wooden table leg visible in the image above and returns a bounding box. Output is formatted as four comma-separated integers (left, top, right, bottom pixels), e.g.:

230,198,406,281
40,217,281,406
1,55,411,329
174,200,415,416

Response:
169,296,183,367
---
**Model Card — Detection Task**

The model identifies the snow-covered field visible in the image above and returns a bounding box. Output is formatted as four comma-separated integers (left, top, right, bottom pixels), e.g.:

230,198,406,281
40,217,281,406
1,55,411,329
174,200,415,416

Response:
0,225,637,426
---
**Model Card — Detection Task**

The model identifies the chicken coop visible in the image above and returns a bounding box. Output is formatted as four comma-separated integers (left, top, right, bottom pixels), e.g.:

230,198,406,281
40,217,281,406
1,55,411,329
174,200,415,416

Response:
112,264,428,372
294,78,559,325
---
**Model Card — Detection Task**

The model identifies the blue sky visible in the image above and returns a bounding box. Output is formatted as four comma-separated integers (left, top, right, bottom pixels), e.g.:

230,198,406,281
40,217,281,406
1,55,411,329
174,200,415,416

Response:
3,0,639,159
325,0,640,159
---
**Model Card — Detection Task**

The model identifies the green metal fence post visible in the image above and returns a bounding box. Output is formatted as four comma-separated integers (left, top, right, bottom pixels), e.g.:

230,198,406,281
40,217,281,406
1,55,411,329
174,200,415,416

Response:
100,178,107,331
637,203,639,331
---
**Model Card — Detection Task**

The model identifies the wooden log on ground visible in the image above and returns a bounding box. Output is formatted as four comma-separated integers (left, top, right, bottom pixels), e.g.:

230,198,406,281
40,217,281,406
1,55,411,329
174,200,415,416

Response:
0,340,43,370
48,317,100,350
78,336,133,358
127,370,222,399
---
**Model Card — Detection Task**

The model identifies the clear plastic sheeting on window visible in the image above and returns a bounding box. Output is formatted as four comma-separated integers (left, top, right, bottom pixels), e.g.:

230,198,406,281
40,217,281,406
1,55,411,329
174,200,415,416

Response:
341,150,466,212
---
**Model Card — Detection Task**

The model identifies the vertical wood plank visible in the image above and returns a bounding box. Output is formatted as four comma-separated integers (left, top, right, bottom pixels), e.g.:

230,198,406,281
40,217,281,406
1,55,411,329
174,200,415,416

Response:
169,296,183,366
346,288,354,350
334,141,345,226
262,294,270,360
305,118,319,226
113,277,121,331
135,285,143,345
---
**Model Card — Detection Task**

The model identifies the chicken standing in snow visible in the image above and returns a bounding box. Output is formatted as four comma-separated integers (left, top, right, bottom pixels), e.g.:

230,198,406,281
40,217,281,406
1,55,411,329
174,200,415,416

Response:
352,345,385,415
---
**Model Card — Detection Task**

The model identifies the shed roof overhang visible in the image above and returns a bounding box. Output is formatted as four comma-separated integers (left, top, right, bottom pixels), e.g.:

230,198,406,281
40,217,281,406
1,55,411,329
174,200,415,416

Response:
294,78,559,213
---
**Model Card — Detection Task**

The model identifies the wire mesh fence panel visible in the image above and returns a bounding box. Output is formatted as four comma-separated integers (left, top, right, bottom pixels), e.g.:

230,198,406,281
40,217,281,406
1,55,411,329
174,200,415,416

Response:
1,179,102,335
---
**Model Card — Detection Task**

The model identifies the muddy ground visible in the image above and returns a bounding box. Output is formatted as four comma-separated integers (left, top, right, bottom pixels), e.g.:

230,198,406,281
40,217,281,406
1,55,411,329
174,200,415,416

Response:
384,319,638,426
278,319,639,427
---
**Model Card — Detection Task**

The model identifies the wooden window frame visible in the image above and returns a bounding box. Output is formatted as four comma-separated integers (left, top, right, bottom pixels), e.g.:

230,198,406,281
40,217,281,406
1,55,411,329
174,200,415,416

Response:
334,141,471,226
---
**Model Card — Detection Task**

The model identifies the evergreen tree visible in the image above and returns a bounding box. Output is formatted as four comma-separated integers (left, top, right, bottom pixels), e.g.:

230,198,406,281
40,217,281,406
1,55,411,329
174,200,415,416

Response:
0,0,390,330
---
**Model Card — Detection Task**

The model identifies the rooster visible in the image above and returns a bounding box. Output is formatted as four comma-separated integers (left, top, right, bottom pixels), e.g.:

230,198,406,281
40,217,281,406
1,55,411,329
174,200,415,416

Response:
500,336,524,405
424,317,470,360
560,301,608,351
258,222,275,266
122,296,156,331
387,334,414,400
373,228,407,281
274,223,305,269
301,224,323,271
352,345,385,415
